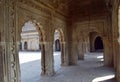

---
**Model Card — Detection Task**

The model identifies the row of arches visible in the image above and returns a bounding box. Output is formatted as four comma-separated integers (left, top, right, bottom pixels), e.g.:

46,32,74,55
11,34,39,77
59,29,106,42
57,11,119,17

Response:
19,39,60,51
19,21,65,82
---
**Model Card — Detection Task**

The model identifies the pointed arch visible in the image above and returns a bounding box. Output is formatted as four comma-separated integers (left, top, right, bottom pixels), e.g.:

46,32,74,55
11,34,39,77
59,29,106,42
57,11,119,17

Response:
53,28,66,69
18,19,47,77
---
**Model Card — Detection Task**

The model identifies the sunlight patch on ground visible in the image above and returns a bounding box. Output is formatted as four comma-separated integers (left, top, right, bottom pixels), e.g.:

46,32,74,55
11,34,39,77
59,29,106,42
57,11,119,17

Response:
19,51,61,64
97,55,104,61
19,52,41,64
92,75,115,82
97,56,103,59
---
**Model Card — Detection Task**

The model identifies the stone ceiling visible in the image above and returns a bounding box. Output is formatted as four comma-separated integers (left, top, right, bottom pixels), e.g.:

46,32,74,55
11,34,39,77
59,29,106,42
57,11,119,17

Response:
67,0,110,16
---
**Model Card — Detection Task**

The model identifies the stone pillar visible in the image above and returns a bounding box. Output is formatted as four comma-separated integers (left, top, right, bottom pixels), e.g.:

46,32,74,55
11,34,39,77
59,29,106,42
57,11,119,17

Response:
112,1,120,82
78,41,84,60
116,45,120,82
1,0,21,82
85,35,90,53
40,21,55,76
70,42,78,65
112,8,119,70
77,35,85,60
0,33,4,82
63,23,71,66
0,1,5,82
61,42,65,65
40,43,46,75
61,40,69,66
103,37,113,67
45,42,55,75
41,40,55,76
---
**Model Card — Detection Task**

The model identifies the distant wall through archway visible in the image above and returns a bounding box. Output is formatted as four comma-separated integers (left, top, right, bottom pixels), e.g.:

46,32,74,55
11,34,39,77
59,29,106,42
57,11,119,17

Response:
94,36,104,51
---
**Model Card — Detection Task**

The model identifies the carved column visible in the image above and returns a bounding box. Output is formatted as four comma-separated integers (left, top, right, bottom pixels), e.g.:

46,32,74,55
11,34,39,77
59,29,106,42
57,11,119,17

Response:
4,0,20,82
41,22,55,76
0,0,5,81
45,41,55,75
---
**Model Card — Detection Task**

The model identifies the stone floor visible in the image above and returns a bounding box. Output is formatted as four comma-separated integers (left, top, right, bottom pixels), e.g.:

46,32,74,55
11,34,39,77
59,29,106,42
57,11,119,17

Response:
19,51,61,82
19,52,115,82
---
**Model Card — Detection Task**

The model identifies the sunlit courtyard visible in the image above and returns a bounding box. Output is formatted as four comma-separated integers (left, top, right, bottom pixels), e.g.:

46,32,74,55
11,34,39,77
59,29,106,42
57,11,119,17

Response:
19,51,61,82
19,52,115,82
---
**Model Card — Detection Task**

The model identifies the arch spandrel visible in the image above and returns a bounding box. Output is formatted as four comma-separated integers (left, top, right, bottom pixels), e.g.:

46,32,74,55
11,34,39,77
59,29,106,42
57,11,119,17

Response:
18,14,46,42
54,28,65,42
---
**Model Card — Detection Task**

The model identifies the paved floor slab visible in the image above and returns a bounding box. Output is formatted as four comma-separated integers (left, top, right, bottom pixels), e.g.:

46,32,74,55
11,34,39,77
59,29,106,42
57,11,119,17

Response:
19,52,115,82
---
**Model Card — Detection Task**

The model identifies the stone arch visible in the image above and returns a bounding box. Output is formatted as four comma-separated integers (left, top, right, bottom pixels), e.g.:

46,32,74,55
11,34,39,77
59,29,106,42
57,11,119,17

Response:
89,30,113,66
53,28,66,66
89,31,103,52
19,20,45,40
55,28,65,42
18,19,47,76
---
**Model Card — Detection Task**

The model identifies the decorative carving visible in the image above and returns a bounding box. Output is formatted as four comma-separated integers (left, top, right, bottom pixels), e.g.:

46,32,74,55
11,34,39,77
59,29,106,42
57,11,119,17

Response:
7,0,18,82
18,0,68,16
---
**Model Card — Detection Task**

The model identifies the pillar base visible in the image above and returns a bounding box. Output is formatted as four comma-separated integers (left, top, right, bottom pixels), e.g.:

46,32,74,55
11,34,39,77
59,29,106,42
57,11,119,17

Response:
61,63,69,66
41,71,55,76
78,57,84,60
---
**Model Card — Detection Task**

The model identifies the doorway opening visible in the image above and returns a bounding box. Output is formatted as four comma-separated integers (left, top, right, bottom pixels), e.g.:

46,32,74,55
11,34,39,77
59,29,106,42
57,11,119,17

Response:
81,32,115,82
55,39,61,51
53,29,65,72
53,30,61,71
89,32,104,64
94,36,104,52
19,21,42,82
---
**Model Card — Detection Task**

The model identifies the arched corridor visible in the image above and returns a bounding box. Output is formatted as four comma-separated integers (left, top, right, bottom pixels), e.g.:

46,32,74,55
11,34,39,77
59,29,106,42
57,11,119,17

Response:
39,52,115,82
0,0,120,82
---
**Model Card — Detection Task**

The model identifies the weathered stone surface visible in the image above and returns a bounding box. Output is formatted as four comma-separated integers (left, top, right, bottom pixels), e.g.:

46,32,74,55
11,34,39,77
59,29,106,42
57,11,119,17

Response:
0,0,120,82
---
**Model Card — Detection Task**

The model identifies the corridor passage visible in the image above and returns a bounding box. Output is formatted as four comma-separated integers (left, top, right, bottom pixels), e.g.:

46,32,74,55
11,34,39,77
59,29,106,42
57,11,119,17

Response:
19,52,115,82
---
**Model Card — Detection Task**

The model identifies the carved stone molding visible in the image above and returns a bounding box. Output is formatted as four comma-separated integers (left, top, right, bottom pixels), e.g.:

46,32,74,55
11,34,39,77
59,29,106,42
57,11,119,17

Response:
6,0,20,82
18,0,68,17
